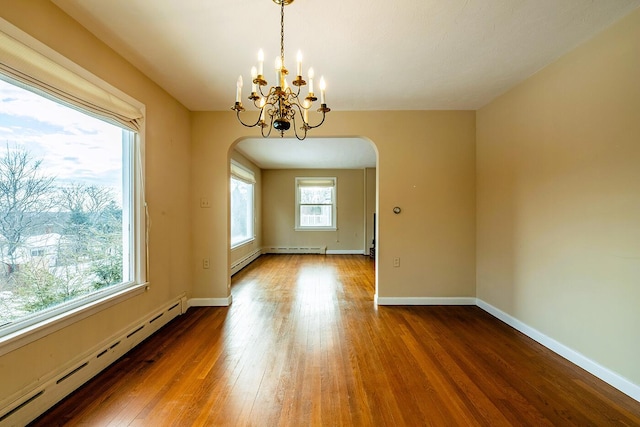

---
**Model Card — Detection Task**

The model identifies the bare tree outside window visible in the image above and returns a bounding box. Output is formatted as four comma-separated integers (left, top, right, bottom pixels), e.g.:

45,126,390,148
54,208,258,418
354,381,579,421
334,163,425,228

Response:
0,145,56,273
0,77,129,327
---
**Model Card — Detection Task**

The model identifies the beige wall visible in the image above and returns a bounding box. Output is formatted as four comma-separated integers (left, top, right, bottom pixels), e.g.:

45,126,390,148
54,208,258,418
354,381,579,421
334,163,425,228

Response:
192,110,476,300
477,9,640,385
262,169,366,253
230,150,262,266
0,0,191,401
2,0,638,414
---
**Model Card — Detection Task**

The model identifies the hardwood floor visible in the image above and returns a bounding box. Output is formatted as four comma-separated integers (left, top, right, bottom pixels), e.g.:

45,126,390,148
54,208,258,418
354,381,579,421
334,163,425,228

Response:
31,255,640,426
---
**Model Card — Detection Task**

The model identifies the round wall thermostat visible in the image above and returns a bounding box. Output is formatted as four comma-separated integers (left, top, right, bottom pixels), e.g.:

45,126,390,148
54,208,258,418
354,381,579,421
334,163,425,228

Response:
393,207,401,214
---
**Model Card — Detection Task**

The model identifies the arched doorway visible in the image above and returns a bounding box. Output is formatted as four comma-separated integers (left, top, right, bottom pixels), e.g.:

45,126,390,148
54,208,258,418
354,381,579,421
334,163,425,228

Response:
227,136,379,297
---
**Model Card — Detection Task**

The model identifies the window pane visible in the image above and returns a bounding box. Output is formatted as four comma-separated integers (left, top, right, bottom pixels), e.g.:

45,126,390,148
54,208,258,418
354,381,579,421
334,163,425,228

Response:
230,177,253,246
295,178,336,230
0,78,129,328
300,205,332,227
300,186,332,204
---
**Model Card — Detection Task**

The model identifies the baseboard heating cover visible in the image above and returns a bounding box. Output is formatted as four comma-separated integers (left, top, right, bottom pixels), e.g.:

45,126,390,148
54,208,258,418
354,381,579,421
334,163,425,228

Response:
0,295,188,426
231,249,262,275
263,246,326,255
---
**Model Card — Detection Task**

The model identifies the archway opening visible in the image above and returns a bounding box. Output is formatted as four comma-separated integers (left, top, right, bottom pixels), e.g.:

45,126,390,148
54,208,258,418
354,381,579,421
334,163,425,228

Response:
227,136,379,298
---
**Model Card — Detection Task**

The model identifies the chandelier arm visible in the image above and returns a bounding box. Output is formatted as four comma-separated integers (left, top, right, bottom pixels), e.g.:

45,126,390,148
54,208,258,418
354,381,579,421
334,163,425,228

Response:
261,113,274,138
292,117,308,141
235,109,265,128
290,102,309,140
305,108,328,129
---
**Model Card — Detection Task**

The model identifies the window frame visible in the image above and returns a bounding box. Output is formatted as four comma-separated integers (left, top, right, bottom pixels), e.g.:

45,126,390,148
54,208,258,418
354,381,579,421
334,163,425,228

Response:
230,160,255,249
295,177,337,231
0,19,147,356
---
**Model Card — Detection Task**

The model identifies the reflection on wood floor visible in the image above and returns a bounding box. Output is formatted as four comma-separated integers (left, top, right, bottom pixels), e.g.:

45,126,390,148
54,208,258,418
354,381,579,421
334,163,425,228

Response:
32,254,640,426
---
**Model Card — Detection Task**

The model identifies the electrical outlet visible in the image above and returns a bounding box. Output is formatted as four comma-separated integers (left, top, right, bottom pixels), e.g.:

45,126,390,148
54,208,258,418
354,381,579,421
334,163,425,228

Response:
393,257,400,267
200,198,211,208
203,258,210,269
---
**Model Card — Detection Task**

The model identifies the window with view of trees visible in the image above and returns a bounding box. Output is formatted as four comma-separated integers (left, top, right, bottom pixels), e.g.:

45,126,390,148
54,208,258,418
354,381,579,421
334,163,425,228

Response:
230,161,255,248
0,77,135,333
295,177,337,230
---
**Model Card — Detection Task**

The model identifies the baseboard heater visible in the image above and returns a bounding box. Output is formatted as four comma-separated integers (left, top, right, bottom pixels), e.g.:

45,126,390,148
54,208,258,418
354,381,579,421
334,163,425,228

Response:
231,249,262,275
0,296,187,426
263,246,327,255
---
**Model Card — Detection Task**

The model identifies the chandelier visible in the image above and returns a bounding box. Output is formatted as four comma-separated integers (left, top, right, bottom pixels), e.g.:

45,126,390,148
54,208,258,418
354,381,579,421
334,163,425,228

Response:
231,0,330,141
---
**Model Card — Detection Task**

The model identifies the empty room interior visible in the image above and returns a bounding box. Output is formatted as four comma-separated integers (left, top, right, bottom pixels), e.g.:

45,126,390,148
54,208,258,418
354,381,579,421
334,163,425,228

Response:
1,0,640,425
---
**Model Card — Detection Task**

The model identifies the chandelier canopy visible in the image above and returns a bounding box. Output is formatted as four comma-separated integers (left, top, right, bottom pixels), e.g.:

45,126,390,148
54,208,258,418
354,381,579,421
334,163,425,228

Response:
232,0,330,140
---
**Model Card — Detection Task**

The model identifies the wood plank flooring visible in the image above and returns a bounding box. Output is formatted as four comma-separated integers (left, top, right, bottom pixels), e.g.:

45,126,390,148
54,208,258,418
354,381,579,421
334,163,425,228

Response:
31,254,640,426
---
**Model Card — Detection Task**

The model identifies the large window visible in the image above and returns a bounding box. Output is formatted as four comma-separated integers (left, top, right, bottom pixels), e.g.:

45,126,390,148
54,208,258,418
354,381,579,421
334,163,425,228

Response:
230,161,255,248
0,27,145,342
295,177,337,230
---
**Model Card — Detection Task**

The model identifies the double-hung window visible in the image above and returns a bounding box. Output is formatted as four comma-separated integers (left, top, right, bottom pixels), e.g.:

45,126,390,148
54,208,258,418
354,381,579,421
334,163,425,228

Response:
230,161,255,248
295,177,337,231
0,27,146,344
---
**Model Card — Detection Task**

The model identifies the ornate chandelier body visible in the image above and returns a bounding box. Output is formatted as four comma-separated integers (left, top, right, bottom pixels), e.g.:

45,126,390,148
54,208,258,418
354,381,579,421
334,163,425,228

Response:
232,0,330,140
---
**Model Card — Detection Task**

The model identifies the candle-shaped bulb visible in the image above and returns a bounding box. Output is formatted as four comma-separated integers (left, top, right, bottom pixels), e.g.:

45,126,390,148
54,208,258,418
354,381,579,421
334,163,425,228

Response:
257,49,264,76
259,98,266,121
250,66,257,92
319,76,326,104
308,67,315,94
275,57,283,86
236,75,243,103
303,99,310,123
296,50,302,77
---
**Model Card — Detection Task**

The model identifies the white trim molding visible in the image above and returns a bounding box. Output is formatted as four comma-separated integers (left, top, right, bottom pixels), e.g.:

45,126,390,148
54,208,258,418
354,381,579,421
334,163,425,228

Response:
326,249,366,255
373,295,639,401
376,296,477,306
263,246,326,255
476,299,640,402
188,297,232,307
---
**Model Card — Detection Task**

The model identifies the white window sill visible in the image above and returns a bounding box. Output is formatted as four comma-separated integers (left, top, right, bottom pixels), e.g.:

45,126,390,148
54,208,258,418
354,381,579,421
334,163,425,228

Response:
0,283,147,357
231,237,256,250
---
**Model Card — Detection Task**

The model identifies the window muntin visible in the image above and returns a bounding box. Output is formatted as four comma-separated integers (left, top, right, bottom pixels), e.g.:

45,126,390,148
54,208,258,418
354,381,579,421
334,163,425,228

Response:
0,76,137,337
230,161,255,248
295,177,337,230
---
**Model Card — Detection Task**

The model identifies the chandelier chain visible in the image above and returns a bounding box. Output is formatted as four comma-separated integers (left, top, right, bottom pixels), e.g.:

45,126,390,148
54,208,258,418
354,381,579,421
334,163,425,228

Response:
280,0,285,64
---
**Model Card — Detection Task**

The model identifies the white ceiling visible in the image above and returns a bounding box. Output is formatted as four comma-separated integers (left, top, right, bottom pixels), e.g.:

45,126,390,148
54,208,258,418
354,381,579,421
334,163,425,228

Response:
235,137,377,169
51,0,640,168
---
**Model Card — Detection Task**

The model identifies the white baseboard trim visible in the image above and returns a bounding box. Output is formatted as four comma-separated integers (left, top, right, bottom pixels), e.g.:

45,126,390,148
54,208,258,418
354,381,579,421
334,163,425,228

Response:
0,296,186,426
325,249,367,255
263,246,326,255
476,299,640,402
376,297,477,306
188,296,232,307
230,249,261,276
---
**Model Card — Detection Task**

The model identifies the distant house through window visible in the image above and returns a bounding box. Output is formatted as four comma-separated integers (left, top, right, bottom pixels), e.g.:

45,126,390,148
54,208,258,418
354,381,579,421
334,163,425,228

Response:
0,26,146,340
0,77,138,334
230,161,255,248
295,177,337,231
